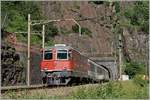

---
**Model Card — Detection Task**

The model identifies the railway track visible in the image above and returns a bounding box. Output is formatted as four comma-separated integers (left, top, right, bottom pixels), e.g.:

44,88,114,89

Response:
1,82,102,93
1,83,81,93
1,83,108,99
1,84,47,92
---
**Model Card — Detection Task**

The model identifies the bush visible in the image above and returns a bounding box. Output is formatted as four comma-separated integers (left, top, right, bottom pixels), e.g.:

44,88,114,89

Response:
71,82,124,99
72,25,92,37
45,23,58,41
113,2,120,13
31,35,42,46
16,33,27,43
70,81,148,99
45,39,54,47
124,62,145,79
133,74,147,87
72,24,79,33
81,27,92,37
60,27,71,35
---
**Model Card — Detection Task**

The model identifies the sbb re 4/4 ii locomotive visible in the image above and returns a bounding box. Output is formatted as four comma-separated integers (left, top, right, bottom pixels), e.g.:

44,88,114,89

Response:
40,44,110,85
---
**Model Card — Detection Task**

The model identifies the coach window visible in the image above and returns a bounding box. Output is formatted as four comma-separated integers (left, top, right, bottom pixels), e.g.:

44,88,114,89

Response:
57,50,68,60
44,51,52,60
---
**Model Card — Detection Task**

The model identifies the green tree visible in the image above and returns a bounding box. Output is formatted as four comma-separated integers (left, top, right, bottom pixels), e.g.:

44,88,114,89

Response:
124,1,149,33
1,1,46,44
1,1,42,32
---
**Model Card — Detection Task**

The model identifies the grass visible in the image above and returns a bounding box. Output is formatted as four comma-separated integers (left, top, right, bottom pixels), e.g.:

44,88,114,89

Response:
69,80,149,99
2,80,149,99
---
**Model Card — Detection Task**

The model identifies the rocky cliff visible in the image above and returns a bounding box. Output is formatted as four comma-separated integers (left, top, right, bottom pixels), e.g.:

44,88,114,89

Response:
40,1,148,68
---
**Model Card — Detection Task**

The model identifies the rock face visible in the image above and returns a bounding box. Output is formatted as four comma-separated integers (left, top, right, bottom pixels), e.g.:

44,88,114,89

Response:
1,31,42,86
122,28,149,65
40,1,148,67
41,1,114,57
1,42,26,86
1,30,25,86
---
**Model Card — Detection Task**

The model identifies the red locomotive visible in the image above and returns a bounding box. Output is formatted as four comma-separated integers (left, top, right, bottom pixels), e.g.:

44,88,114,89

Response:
40,44,110,85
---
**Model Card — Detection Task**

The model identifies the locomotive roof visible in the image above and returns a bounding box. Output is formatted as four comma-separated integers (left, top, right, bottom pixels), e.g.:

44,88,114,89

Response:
44,45,72,50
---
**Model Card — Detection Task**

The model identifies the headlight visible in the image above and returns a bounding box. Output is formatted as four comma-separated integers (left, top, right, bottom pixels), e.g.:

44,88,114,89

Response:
63,67,67,70
44,68,48,70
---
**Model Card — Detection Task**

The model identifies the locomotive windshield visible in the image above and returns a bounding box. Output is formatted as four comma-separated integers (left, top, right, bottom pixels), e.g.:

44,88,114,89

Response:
57,50,68,60
44,51,52,60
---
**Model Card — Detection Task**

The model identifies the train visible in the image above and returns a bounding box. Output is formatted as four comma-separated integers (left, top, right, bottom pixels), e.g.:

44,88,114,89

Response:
40,44,110,85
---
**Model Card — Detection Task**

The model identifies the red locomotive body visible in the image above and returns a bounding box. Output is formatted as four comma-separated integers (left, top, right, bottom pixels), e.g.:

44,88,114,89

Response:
40,44,110,85
41,48,73,72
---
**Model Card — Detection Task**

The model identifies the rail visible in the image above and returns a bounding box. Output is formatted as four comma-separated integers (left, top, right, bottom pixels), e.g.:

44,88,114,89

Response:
1,84,47,91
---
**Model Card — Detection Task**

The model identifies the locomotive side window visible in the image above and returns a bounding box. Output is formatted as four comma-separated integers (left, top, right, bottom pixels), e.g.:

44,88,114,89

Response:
44,51,52,60
57,50,68,60
68,50,72,58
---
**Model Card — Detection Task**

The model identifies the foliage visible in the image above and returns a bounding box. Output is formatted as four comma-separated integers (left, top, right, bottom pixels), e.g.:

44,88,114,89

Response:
113,1,149,35
16,33,27,43
45,23,58,41
81,27,92,37
60,27,71,35
133,74,147,87
1,1,42,32
114,1,149,79
45,39,54,47
123,1,149,33
1,1,48,45
124,62,145,79
72,24,79,33
1,1,58,46
113,2,120,13
31,35,42,46
72,24,92,37
2,81,148,99
70,81,148,99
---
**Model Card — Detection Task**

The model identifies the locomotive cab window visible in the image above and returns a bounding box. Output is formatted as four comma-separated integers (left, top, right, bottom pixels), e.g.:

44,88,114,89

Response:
57,50,68,60
44,51,52,60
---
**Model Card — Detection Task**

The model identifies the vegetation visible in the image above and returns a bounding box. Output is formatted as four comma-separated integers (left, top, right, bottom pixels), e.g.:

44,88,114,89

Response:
118,1,149,34
45,23,58,41
45,39,54,47
112,1,149,36
81,27,92,37
1,1,149,99
1,1,42,32
1,1,56,46
2,81,148,99
59,27,71,35
124,2,149,33
113,2,120,13
70,81,148,99
72,24,92,37
124,62,145,79
112,1,149,79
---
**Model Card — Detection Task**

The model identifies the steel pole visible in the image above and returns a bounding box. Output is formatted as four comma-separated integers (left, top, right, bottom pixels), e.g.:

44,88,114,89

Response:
119,34,122,80
72,19,81,36
27,14,31,86
42,24,45,60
